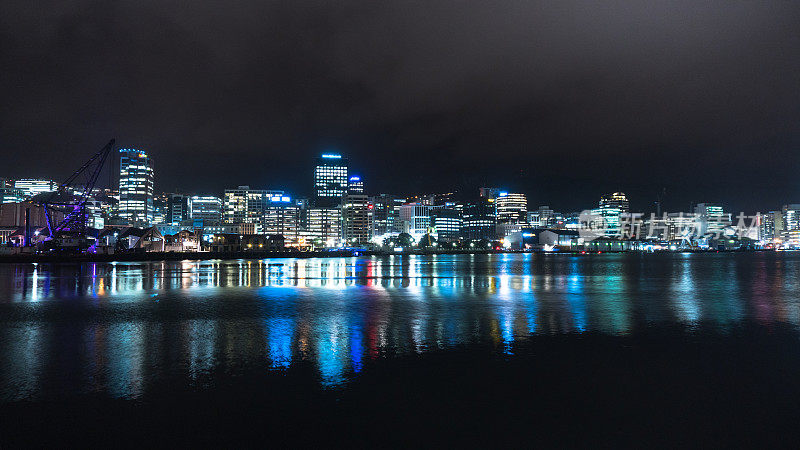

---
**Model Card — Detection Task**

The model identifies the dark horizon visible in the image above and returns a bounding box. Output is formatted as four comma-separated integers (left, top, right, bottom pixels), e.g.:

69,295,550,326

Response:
2,1,799,213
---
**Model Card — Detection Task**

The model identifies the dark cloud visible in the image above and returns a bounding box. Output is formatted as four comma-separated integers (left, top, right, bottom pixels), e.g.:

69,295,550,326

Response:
2,0,799,211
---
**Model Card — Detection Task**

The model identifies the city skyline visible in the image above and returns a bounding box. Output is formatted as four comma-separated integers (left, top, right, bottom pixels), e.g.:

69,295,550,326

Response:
3,1,800,212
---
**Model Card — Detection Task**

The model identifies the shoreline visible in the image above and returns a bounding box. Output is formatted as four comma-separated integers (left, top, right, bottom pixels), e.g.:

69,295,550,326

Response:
0,247,778,263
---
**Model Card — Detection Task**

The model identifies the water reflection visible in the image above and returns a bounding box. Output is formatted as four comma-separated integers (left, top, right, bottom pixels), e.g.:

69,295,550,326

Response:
2,253,800,397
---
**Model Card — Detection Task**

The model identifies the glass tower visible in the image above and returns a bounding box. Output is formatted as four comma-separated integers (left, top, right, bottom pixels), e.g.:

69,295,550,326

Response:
314,154,348,205
118,148,154,227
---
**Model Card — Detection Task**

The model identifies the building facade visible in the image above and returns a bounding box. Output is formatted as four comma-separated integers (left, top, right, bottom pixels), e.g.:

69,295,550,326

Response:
314,154,348,206
223,186,270,230
14,179,57,198
496,192,527,223
189,196,223,224
118,148,155,227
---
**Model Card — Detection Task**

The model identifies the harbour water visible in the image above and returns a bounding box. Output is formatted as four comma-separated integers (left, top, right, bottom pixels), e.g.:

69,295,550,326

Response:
2,252,800,446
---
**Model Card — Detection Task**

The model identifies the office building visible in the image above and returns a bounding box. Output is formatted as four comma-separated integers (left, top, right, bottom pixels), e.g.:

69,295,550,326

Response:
168,194,189,225
371,194,406,241
759,211,782,242
496,192,527,223
118,148,155,227
400,203,433,241
432,206,462,243
14,179,57,198
189,196,223,224
598,192,630,238
263,195,302,246
306,207,342,248
314,154,348,205
694,203,730,238
479,187,502,199
783,204,800,248
342,193,373,246
462,198,497,240
0,179,25,204
223,186,270,229
348,176,364,194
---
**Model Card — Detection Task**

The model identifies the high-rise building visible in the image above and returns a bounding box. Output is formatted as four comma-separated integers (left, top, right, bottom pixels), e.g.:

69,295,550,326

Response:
694,203,730,238
432,206,462,243
118,148,155,227
14,179,57,198
759,211,781,242
782,204,800,247
371,194,406,240
168,194,189,225
598,192,630,238
189,196,223,224
348,175,364,194
342,193,373,246
528,206,555,228
400,203,433,241
479,187,502,199
223,186,270,229
263,195,302,246
496,192,527,223
783,204,800,231
314,154,348,205
462,198,497,240
306,207,342,248
152,194,168,224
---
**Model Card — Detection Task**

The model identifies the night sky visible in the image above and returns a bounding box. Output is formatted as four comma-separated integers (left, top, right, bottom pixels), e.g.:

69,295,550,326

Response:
2,1,799,212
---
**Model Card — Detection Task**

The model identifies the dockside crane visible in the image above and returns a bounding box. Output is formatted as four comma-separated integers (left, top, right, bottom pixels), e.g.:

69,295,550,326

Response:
39,139,115,251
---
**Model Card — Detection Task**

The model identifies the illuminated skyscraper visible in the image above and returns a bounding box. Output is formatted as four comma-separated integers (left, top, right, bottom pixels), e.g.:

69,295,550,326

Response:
189,196,223,224
371,194,406,239
314,154,348,205
496,192,527,223
598,192,629,238
694,203,730,238
223,186,270,229
263,194,302,246
462,198,497,240
118,148,154,227
348,175,364,194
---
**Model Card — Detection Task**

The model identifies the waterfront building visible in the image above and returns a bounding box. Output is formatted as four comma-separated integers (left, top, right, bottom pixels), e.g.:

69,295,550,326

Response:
118,148,155,227
759,211,782,243
782,204,800,248
371,194,406,242
496,192,527,223
168,193,189,225
306,207,342,248
399,203,433,241
694,203,731,238
189,196,223,224
152,194,168,224
528,206,556,228
223,186,270,231
0,178,25,204
342,193,373,246
263,195,302,247
462,198,497,240
13,179,57,198
314,153,348,206
598,192,629,238
0,201,58,228
432,206,462,243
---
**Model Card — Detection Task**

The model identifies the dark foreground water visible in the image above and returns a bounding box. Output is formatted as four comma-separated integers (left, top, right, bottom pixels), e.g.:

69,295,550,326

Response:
2,252,800,447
